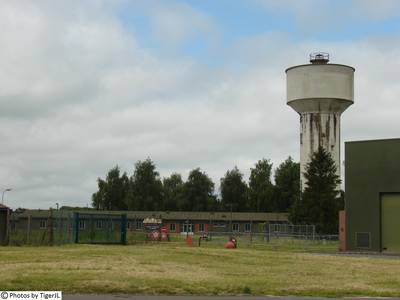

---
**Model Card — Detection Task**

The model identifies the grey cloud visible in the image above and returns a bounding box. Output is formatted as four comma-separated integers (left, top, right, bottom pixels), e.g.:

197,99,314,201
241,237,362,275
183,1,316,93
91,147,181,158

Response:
1,1,400,209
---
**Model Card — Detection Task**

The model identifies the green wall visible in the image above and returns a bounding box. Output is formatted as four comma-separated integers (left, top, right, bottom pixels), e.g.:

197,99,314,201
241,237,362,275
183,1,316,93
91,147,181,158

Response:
345,138,400,252
381,194,400,253
0,210,7,245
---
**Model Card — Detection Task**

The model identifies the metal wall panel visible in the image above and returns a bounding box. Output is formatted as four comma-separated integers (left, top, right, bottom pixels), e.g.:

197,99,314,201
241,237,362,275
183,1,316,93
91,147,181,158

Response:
381,194,400,253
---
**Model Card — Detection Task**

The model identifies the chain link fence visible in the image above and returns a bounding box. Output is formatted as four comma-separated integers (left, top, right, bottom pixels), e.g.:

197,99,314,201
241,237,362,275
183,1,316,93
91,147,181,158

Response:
8,210,127,245
7,211,338,252
9,209,74,245
125,223,338,252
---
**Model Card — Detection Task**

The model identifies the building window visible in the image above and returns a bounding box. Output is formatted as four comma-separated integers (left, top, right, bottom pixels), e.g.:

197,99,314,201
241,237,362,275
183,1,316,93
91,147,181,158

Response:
40,220,47,229
136,219,143,230
181,223,193,233
169,223,176,232
96,220,103,229
199,223,205,232
245,223,251,232
79,220,85,230
232,223,240,232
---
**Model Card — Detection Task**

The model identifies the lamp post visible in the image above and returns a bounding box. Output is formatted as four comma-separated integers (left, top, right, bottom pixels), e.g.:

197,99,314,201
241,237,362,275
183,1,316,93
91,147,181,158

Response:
1,188,12,205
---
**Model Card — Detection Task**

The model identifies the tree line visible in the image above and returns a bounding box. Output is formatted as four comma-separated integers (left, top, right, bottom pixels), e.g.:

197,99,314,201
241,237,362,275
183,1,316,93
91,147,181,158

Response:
92,157,300,213
91,148,343,234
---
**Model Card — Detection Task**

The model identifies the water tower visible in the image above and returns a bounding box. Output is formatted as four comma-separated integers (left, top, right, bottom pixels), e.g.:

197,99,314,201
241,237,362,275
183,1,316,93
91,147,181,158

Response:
286,52,355,190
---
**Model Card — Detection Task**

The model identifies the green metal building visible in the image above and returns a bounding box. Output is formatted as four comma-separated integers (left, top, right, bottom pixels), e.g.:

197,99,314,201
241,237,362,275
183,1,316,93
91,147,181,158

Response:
345,138,400,253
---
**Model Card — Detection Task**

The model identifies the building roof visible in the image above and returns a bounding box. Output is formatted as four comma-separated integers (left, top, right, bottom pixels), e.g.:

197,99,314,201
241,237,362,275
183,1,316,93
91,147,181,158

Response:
125,211,288,222
345,137,400,144
10,209,288,222
0,204,10,210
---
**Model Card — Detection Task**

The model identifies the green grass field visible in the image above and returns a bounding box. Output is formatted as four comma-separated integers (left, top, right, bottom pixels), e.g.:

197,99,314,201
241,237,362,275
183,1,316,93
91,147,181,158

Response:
1,242,399,297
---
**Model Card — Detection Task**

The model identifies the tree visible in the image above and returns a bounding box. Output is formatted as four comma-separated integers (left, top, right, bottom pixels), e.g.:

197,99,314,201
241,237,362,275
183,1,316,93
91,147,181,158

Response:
126,158,163,211
91,166,129,210
220,167,248,212
182,168,216,211
290,147,342,234
162,173,184,211
92,179,106,210
273,157,300,212
248,159,274,212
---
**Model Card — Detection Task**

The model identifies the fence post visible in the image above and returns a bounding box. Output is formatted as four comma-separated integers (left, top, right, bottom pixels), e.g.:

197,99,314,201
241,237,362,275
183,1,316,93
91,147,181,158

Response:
250,220,253,243
268,223,271,242
49,208,54,246
312,225,315,241
74,212,79,243
27,215,31,244
121,214,127,245
58,210,63,245
90,214,94,243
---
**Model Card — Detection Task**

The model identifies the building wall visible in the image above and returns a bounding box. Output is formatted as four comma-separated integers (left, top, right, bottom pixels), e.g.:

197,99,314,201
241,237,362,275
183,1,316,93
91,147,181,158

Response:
345,139,400,252
162,220,271,234
9,211,288,238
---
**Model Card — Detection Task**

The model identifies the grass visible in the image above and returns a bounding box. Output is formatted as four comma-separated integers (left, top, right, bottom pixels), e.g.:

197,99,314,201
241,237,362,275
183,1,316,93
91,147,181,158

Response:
0,243,399,297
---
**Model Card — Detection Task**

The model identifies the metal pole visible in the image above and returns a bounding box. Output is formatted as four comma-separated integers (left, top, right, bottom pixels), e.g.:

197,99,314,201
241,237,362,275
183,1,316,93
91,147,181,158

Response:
230,203,233,233
74,212,79,244
121,214,127,245
186,219,188,239
27,214,31,244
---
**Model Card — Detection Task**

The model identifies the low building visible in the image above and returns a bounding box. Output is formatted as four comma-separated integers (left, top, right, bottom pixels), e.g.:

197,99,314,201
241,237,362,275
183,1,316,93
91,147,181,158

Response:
125,211,288,234
9,209,289,239
345,138,400,253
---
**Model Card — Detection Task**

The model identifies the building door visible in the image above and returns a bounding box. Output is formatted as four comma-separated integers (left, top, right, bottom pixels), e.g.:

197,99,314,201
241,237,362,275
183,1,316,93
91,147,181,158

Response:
381,194,400,253
181,223,193,234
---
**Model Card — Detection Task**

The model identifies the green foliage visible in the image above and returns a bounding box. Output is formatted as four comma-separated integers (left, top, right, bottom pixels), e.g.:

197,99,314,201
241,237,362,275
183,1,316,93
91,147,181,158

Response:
290,147,342,234
91,166,129,210
220,166,248,211
182,168,216,211
273,157,300,212
91,157,303,213
162,173,184,211
249,159,274,212
126,158,163,211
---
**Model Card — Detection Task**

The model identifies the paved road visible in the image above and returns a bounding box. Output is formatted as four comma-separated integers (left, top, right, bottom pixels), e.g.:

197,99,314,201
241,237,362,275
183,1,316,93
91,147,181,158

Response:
64,296,400,300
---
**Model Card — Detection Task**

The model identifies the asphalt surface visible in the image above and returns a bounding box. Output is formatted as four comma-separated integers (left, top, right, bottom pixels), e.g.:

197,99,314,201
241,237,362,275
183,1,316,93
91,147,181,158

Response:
64,296,400,300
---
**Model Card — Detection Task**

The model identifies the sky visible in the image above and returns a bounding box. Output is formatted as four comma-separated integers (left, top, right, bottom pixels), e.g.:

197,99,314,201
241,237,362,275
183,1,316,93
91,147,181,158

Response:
1,0,400,209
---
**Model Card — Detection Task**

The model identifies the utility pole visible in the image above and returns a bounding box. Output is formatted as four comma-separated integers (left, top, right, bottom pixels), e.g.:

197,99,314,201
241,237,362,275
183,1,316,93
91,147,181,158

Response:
230,203,233,233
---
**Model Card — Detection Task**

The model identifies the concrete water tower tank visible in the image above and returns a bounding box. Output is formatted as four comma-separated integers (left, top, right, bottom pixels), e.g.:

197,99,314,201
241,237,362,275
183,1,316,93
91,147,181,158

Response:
286,52,355,190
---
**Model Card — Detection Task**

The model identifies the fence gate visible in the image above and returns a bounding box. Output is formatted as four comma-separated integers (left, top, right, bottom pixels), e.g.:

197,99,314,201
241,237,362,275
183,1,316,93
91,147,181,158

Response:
73,212,127,244
0,206,10,245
